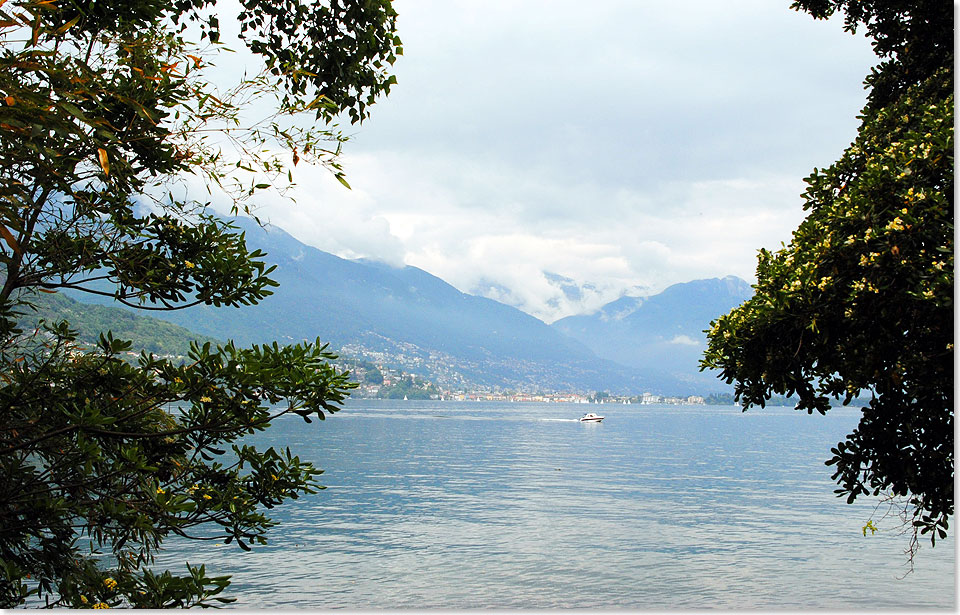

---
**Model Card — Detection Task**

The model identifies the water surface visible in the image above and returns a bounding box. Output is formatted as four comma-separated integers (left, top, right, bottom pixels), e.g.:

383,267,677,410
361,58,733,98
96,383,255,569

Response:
155,401,956,609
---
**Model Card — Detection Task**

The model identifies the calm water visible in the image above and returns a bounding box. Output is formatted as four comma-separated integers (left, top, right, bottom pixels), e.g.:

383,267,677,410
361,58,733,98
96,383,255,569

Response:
155,401,955,609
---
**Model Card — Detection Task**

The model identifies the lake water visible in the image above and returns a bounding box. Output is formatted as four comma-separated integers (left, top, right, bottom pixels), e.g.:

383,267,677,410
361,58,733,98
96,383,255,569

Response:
155,400,955,609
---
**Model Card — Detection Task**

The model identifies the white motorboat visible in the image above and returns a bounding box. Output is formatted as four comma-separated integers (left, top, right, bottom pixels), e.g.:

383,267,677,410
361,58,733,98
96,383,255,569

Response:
578,412,604,423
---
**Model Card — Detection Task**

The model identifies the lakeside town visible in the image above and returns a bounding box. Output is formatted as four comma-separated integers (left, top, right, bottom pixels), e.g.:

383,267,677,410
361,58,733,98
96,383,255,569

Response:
383,387,706,405
336,354,710,404
331,349,856,408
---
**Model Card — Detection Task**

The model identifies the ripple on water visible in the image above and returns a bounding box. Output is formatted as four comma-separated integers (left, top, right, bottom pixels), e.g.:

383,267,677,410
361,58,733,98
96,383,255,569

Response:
153,402,955,609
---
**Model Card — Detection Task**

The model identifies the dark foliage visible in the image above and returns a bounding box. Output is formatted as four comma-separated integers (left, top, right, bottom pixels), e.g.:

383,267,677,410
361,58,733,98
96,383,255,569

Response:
704,1,952,556
0,0,397,607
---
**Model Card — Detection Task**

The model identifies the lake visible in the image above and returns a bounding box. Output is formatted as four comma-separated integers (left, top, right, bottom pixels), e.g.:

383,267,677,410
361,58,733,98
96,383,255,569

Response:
154,400,956,609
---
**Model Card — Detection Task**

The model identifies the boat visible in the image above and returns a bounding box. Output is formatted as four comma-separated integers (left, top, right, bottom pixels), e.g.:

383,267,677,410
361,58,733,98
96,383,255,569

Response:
578,412,604,423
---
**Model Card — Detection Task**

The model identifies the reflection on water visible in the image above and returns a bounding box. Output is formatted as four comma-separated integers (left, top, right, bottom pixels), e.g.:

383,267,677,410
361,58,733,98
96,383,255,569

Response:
154,401,956,609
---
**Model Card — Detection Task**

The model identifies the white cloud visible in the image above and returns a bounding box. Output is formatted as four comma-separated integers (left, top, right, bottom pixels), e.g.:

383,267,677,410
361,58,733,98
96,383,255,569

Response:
668,335,702,347
221,147,812,322
244,148,806,320
194,0,876,323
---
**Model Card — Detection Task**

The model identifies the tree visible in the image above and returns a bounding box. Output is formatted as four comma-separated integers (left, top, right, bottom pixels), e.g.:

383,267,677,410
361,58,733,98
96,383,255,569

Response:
363,365,384,385
379,375,439,400
702,0,952,563
0,0,399,607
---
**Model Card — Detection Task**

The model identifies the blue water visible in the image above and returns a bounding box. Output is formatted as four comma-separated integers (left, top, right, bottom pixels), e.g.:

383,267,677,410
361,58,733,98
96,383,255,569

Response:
154,401,955,609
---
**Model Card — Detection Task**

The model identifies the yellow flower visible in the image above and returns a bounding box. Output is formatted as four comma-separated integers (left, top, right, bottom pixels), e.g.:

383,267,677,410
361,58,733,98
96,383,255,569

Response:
104,578,117,590
203,494,212,500
156,487,165,495
199,396,211,403
184,260,195,269
80,595,89,604
93,602,110,609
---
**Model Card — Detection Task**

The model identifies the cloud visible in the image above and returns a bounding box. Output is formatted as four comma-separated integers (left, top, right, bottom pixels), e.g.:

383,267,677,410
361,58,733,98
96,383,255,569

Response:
668,335,702,347
249,164,408,266
209,147,810,322
254,148,803,321
192,0,877,323
174,152,408,267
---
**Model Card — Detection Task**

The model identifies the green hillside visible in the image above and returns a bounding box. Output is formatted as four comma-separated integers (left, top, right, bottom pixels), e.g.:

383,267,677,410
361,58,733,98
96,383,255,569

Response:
20,292,220,357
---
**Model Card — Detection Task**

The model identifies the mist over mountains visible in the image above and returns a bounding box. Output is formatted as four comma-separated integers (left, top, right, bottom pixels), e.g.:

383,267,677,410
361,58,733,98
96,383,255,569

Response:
66,217,752,394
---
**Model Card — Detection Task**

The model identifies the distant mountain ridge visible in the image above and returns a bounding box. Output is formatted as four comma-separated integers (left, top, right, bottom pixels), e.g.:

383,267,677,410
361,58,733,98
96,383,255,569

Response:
551,276,753,391
64,217,747,394
67,218,650,392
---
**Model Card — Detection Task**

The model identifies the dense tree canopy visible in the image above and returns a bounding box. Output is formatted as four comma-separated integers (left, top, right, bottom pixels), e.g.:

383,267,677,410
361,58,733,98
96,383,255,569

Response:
0,0,399,607
703,0,952,558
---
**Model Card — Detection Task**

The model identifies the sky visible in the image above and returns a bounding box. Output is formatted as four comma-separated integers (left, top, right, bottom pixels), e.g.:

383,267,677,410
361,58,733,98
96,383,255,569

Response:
208,0,878,323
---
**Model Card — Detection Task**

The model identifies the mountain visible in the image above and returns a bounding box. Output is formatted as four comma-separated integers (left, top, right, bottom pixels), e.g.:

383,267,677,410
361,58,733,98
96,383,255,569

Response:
551,276,753,393
22,291,220,357
67,218,650,393
62,217,749,394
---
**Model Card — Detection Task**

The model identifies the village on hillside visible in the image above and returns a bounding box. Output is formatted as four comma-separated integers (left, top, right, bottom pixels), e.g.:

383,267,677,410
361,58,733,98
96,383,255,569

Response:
336,355,706,405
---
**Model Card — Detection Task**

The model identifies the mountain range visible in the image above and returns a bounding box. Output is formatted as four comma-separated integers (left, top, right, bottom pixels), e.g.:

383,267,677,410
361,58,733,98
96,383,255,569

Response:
551,276,754,391
64,217,752,394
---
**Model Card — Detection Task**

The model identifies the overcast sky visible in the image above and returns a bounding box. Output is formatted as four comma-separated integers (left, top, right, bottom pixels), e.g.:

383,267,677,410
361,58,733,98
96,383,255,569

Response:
211,0,878,323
